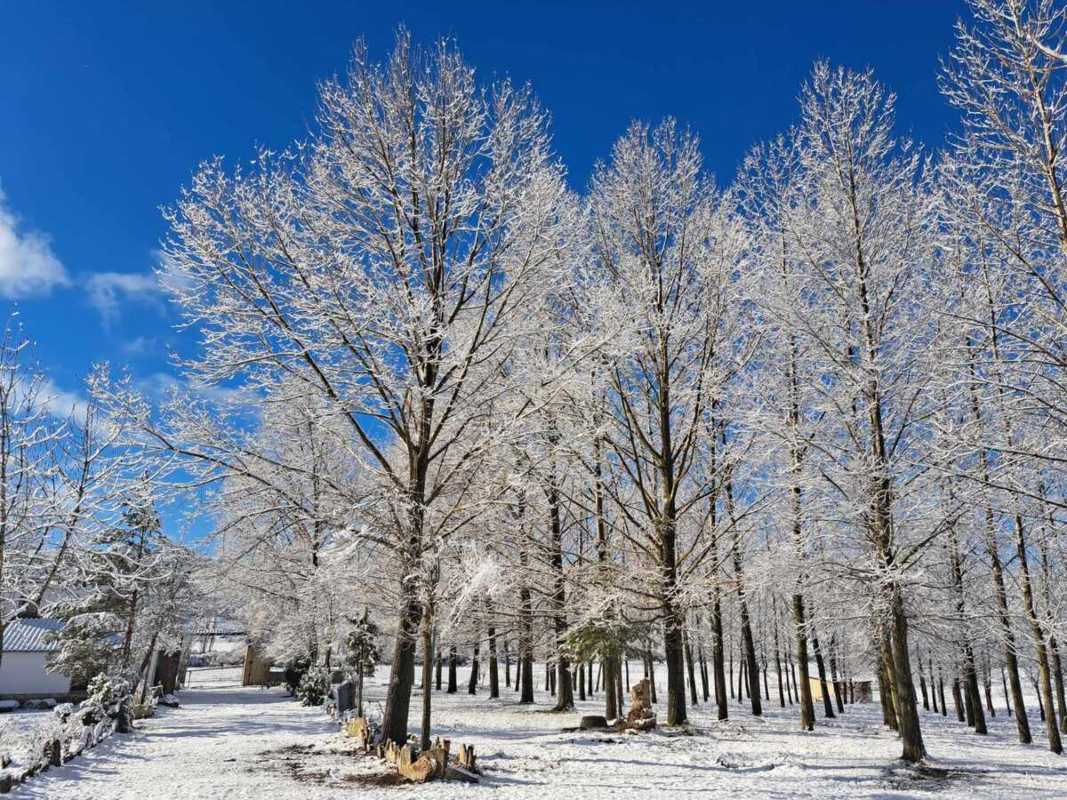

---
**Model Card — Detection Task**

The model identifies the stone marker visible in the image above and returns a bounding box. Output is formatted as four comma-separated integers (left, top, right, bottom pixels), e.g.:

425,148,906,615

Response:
336,680,354,716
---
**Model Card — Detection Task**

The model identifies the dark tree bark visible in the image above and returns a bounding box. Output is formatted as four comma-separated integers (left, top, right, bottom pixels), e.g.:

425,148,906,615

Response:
918,658,930,710
1013,513,1062,753
811,630,834,719
647,649,658,705
447,645,458,694
1041,508,1067,734
487,620,499,699
937,668,948,717
984,658,995,717
699,645,710,702
419,607,435,750
684,626,699,706
604,656,618,720
888,591,925,762
968,378,1031,743
518,507,535,704
773,601,786,708
956,678,973,725
468,642,480,695
947,513,986,733
709,532,729,720
380,591,420,744
878,636,898,730
725,460,761,718
504,640,511,688
929,656,939,715
546,479,574,712
829,635,844,714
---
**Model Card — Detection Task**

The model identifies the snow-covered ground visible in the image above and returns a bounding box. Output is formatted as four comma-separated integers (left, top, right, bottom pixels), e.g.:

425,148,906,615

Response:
12,663,1067,799
0,708,62,777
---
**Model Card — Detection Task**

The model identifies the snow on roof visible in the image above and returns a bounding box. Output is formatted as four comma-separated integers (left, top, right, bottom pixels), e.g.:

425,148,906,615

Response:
2,618,63,653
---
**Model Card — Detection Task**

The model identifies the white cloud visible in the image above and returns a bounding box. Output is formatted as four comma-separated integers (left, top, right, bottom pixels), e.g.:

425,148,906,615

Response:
84,271,162,324
0,185,70,298
120,335,158,357
137,372,251,408
39,377,88,420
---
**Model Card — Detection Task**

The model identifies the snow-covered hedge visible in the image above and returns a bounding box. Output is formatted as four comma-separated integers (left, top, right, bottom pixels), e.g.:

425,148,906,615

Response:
0,675,134,794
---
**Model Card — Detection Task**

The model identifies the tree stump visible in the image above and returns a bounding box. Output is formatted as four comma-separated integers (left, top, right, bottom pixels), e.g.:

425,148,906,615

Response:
344,716,371,750
398,746,436,783
457,743,477,771
47,738,63,768
623,677,657,731
580,714,609,730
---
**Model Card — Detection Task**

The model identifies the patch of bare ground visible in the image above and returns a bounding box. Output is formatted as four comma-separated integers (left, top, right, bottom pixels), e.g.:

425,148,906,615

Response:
256,735,398,789
880,762,968,792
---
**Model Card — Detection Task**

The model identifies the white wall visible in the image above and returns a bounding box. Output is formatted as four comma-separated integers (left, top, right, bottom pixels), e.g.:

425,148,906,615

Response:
0,652,71,696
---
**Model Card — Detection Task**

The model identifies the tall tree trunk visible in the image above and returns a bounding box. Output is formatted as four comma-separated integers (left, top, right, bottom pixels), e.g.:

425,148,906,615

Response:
888,588,925,761
647,648,658,705
447,645,458,694
918,657,930,710
947,512,986,733
709,538,729,720
829,635,845,714
878,628,898,730
684,625,699,706
1013,513,1063,753
1040,504,1067,734
699,645,710,702
937,667,947,717
604,656,618,720
952,677,965,722
419,604,434,751
773,600,786,708
487,619,499,699
983,658,995,717
547,479,574,712
468,641,480,695
518,517,535,704
728,479,761,718
793,595,815,730
929,656,939,715
969,374,1030,743
811,629,834,719
381,589,420,745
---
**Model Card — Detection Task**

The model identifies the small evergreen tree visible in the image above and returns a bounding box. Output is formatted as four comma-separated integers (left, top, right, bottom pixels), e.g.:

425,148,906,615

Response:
344,609,380,717
296,665,329,707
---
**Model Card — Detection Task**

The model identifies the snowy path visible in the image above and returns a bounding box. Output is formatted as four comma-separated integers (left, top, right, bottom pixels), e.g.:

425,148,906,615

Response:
12,670,337,800
12,665,1067,799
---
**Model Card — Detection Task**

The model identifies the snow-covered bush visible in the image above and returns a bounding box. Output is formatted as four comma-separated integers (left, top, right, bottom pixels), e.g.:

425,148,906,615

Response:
295,666,329,707
81,674,132,729
283,655,310,696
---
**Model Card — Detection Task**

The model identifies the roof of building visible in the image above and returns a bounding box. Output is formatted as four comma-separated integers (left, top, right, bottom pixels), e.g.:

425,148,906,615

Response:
2,618,63,653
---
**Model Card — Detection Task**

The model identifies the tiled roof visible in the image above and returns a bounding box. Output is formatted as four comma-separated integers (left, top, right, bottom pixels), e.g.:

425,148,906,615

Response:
2,618,64,653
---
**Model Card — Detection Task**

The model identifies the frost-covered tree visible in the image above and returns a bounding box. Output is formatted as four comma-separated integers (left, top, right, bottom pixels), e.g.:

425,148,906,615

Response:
154,31,569,744
583,119,748,725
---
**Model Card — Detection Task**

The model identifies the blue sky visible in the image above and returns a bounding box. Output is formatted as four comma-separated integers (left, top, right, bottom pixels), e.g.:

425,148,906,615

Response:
1,0,966,409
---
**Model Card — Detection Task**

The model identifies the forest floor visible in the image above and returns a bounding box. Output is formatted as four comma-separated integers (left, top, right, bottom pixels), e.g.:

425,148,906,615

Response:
10,664,1066,799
